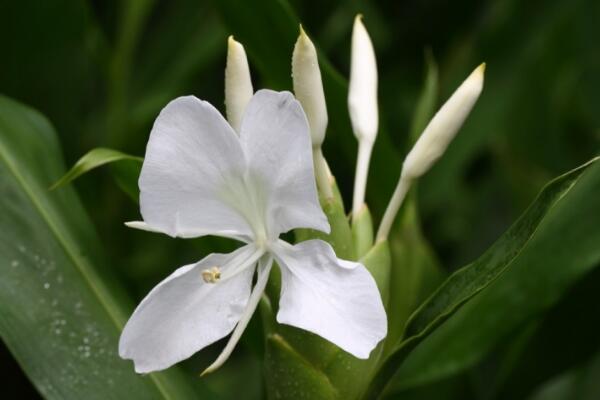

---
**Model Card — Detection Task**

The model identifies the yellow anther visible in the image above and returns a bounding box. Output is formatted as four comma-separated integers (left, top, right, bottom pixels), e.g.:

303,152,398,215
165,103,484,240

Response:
201,266,221,283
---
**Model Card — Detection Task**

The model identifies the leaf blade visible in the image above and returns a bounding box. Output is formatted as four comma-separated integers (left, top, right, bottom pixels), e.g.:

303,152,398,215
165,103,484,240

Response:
0,95,205,399
364,156,600,399
50,147,142,190
394,157,600,390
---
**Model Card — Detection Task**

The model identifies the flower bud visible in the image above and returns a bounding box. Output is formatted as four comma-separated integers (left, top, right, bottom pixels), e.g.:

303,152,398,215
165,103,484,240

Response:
376,63,485,241
403,63,485,179
225,36,253,134
349,15,379,216
292,26,328,148
348,15,378,144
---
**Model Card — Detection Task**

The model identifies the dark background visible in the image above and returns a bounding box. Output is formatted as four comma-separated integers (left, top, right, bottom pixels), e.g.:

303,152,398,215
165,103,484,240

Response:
1,0,598,398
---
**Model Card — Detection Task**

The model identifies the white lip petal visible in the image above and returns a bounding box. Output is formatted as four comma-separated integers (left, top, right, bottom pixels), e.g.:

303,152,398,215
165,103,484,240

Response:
139,96,253,240
239,90,330,237
118,244,258,373
272,239,387,359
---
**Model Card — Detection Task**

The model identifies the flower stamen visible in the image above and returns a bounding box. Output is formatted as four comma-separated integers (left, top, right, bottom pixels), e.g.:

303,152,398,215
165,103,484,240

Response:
201,266,221,283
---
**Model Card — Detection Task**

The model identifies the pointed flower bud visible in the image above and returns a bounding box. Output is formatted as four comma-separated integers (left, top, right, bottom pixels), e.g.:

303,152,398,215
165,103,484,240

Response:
348,15,378,144
402,63,485,179
349,15,378,217
377,63,485,241
292,26,328,148
225,36,253,134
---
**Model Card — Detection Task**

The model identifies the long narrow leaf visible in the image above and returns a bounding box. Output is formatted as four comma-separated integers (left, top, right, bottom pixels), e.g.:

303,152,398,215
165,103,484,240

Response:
50,148,141,190
364,156,599,399
0,96,207,399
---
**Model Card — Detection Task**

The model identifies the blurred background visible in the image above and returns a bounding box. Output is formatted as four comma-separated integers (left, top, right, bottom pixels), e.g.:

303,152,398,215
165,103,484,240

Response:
1,0,598,398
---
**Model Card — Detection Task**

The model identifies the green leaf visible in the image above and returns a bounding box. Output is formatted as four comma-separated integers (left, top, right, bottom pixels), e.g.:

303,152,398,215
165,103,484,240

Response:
0,96,207,399
264,334,337,400
50,147,141,189
393,157,600,390
364,157,600,399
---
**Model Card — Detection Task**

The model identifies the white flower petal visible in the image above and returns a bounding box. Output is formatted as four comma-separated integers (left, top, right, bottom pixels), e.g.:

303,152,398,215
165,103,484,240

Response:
124,220,251,242
201,255,273,375
239,90,329,237
119,244,261,373
139,96,253,240
124,221,161,233
272,239,387,359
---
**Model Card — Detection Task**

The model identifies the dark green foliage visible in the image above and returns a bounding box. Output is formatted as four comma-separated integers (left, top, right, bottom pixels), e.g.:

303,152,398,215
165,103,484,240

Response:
0,0,599,399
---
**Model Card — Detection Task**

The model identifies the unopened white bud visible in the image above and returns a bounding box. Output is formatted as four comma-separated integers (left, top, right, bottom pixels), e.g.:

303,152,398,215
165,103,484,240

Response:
403,63,485,179
292,26,328,148
349,15,379,216
225,36,253,134
348,15,378,144
377,63,485,241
